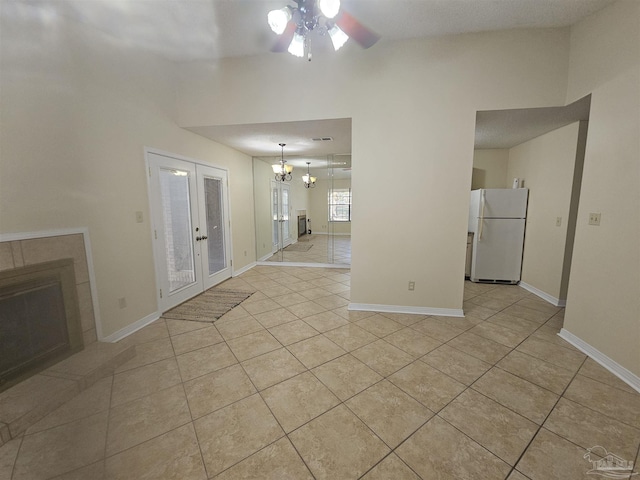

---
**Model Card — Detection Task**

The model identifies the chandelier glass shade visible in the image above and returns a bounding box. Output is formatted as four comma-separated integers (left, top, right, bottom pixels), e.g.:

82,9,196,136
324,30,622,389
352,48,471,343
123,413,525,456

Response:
302,161,316,188
318,0,340,19
273,143,293,182
328,24,348,50
288,32,306,57
267,8,292,35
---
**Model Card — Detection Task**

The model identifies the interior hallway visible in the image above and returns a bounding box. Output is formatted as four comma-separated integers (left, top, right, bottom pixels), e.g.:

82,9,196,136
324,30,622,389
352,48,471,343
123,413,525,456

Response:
1,267,639,479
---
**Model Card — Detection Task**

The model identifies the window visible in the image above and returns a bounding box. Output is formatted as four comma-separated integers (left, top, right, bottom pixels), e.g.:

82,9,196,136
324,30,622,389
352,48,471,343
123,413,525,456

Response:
328,188,351,222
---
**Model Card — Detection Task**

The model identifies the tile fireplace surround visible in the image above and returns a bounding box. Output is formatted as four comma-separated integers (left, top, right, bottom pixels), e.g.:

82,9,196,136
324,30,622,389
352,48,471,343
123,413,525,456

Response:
0,232,98,347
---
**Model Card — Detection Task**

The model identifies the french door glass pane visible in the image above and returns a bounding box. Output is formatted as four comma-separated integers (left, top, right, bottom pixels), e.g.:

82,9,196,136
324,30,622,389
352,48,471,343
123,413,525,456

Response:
272,187,279,247
159,168,195,293
282,187,290,242
204,177,226,275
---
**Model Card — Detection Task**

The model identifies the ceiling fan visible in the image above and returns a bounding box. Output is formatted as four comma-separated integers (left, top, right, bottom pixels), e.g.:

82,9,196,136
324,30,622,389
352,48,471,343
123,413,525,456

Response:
268,0,380,60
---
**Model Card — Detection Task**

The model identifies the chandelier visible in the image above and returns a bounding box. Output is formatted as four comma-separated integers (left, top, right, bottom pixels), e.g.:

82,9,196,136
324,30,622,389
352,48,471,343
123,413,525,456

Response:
302,161,317,188
272,143,293,182
268,0,379,60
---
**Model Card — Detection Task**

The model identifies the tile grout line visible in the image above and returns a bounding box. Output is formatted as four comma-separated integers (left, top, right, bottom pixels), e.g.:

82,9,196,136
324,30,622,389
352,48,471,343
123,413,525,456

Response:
171,326,210,480
367,288,565,477
8,434,24,480
231,332,320,480
11,273,639,479
98,374,116,473
502,353,589,479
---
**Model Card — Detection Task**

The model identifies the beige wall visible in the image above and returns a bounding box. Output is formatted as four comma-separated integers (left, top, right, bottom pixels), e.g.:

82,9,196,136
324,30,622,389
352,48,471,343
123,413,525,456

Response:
563,1,640,375
507,122,582,301
178,28,570,311
0,8,256,337
472,149,509,189
5,1,636,377
253,159,274,260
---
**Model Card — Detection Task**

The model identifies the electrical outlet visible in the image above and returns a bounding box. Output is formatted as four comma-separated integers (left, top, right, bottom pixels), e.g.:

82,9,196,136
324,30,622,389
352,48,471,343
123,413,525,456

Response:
588,213,601,226
135,211,144,223
118,297,127,309
556,217,562,227
408,281,415,291
244,250,247,256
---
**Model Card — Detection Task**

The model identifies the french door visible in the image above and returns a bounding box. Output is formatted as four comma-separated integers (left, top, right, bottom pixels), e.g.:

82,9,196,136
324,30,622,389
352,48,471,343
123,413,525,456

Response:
148,152,231,312
271,181,291,255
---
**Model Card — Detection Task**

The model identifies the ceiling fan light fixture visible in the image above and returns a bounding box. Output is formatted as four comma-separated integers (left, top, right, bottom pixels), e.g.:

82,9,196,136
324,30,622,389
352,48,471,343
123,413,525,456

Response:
288,32,305,57
318,0,340,19
267,7,291,35
328,24,349,51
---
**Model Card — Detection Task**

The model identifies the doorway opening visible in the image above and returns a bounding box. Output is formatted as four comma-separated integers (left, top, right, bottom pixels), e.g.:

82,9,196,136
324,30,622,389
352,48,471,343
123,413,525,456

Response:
469,95,591,306
147,150,232,313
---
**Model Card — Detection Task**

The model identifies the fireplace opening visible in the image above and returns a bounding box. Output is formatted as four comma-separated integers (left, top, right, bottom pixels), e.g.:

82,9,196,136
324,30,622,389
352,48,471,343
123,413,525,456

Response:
0,259,84,392
298,215,307,238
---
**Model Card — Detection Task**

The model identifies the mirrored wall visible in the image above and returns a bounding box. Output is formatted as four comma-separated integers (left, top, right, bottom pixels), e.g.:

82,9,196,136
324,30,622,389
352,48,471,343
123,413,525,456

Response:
253,154,351,266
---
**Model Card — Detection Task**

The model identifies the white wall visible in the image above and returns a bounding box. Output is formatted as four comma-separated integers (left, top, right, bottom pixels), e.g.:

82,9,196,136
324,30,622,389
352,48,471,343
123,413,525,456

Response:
507,122,582,302
471,149,509,189
0,5,256,337
178,28,570,312
563,1,640,376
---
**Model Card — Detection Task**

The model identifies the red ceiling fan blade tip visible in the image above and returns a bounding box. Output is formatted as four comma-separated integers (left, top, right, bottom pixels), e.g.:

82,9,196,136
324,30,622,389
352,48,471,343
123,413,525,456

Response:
336,10,380,49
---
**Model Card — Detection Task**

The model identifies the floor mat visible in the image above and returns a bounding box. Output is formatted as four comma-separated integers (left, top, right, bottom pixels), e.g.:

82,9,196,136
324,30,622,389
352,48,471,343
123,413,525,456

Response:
162,287,253,323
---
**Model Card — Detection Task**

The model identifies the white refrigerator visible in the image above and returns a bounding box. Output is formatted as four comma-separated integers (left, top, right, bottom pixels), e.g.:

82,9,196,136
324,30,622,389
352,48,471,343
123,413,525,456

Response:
468,188,528,284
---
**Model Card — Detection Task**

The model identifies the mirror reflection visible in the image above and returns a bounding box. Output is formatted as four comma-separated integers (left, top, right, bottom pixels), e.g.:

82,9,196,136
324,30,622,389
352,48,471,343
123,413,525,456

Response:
253,154,351,265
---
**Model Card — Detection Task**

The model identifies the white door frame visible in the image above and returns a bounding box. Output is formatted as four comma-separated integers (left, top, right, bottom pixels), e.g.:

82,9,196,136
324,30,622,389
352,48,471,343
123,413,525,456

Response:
270,180,292,255
145,148,233,313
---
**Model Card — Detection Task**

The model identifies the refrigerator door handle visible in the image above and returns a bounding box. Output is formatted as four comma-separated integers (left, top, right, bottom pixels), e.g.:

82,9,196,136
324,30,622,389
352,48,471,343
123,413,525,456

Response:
479,190,486,240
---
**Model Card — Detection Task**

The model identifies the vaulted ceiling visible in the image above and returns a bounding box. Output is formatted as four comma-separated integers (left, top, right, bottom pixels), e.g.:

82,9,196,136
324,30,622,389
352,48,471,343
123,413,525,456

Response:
14,0,610,157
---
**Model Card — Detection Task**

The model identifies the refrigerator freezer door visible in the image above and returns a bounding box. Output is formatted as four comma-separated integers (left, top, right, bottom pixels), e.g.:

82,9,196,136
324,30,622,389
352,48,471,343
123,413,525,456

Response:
470,218,525,283
482,189,528,219
468,190,482,232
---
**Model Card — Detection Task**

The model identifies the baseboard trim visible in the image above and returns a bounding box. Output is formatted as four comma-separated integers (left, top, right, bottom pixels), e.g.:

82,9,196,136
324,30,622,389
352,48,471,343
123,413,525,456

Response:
348,303,464,318
102,311,161,343
257,261,350,269
233,262,256,276
519,281,566,307
558,328,640,393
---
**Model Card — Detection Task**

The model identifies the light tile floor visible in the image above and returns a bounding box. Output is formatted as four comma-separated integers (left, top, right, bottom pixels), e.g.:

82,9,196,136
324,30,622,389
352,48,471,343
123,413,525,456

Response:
2,267,639,479
266,234,351,264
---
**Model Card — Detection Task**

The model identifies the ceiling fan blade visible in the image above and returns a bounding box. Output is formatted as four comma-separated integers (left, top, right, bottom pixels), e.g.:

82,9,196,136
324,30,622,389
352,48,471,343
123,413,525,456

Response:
336,10,380,49
271,21,297,53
